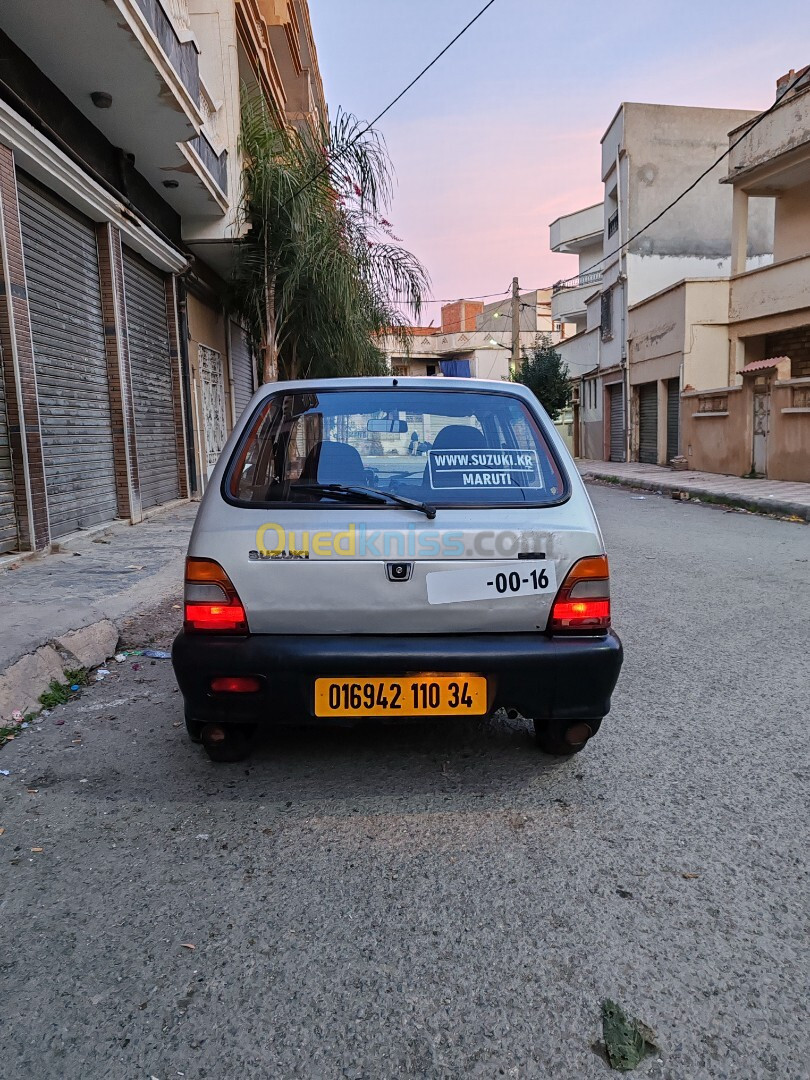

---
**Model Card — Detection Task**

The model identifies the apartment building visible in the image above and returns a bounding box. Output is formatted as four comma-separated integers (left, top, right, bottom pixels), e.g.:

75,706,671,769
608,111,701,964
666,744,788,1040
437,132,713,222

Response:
681,67,810,481
0,0,325,556
551,102,773,462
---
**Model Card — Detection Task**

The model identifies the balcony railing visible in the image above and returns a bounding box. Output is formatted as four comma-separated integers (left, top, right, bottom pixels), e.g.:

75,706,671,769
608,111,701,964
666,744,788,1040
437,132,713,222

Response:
133,0,200,102
188,131,229,194
552,270,603,295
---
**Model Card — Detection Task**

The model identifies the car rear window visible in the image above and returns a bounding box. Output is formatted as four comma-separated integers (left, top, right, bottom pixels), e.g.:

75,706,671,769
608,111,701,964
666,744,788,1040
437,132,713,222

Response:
225,387,568,508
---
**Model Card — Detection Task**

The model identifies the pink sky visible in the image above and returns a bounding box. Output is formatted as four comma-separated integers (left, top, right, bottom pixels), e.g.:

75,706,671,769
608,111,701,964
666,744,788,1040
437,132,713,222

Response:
310,2,808,312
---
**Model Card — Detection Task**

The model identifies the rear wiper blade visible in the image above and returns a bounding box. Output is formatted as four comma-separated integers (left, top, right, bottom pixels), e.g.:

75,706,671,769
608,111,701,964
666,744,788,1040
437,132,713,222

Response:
292,482,436,520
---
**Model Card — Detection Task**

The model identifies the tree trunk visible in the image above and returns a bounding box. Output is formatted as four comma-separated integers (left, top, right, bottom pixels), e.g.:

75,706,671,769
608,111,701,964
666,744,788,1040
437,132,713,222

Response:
262,270,278,384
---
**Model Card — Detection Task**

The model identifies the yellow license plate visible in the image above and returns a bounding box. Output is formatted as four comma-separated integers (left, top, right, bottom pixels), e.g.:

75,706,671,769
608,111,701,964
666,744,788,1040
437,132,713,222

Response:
314,675,487,718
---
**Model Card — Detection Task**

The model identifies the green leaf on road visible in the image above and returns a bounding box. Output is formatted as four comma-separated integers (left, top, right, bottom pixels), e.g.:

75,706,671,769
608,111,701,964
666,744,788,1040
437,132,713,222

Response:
601,999,658,1071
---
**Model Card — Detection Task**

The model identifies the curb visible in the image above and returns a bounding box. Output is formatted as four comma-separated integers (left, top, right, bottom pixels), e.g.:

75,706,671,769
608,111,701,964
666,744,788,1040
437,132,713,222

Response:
0,619,121,724
580,471,810,522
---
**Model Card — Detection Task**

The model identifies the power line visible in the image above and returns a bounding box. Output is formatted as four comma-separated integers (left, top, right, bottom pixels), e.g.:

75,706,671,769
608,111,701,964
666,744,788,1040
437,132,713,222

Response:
283,0,499,209
529,67,810,290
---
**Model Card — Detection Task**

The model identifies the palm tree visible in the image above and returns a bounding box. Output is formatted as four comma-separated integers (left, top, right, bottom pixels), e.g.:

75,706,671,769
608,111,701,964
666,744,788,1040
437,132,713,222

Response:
231,93,429,382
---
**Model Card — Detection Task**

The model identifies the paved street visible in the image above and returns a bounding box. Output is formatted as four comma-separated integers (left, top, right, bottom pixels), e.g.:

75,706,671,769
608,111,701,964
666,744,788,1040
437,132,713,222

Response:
1,486,807,1080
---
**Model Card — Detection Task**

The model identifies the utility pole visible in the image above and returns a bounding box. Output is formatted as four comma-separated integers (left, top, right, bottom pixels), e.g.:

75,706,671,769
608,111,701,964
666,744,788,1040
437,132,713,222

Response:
510,276,520,376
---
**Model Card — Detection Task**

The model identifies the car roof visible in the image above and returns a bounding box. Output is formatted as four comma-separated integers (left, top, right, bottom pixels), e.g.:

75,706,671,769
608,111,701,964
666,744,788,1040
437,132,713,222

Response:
254,376,535,400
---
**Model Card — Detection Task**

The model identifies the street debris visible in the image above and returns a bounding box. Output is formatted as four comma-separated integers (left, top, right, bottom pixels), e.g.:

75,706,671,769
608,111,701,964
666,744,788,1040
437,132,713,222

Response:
143,649,171,659
95,669,110,682
601,999,658,1072
682,872,700,880
30,847,43,853
0,827,5,835
0,769,9,776
115,653,127,663
11,710,23,723
630,496,646,500
180,943,196,951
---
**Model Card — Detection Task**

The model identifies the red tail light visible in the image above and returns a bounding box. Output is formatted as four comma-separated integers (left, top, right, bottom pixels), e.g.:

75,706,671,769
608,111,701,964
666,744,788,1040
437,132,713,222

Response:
184,558,248,633
549,555,611,632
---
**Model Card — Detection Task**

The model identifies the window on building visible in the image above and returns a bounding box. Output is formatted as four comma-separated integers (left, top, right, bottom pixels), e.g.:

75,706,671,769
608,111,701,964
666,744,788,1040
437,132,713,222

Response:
600,289,613,342
426,364,437,376
391,362,409,377
607,210,619,238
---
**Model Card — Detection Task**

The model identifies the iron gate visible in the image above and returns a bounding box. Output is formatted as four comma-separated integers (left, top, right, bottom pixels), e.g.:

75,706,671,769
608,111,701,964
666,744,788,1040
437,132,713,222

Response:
123,248,180,509
17,174,118,538
638,382,658,464
608,384,625,462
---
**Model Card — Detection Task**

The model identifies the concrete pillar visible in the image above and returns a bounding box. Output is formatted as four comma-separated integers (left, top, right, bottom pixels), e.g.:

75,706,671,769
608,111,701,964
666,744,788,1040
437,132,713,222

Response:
731,188,749,277
0,143,49,550
95,223,142,523
164,276,191,500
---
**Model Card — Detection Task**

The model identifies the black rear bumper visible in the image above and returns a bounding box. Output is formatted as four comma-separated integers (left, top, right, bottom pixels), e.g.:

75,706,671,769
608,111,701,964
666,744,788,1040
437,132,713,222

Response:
172,630,623,726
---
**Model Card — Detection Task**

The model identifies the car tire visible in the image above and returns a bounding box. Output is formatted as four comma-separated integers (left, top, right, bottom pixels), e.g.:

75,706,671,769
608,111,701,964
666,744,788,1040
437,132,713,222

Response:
533,718,602,756
185,712,204,743
201,723,255,763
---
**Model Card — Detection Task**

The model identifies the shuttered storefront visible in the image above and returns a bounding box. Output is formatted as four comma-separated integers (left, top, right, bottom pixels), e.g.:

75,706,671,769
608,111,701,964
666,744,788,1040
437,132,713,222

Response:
229,321,255,419
638,382,658,464
666,378,680,462
608,384,625,462
0,353,18,552
123,248,180,509
18,175,118,538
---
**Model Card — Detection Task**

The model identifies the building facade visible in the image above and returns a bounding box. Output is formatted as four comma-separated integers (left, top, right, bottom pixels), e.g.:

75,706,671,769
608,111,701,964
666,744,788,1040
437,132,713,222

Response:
681,66,810,481
0,0,325,556
381,291,559,384
551,101,774,464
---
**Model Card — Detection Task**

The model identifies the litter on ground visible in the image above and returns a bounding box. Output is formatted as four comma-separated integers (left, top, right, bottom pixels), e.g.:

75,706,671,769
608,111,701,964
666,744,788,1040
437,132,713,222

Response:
601,999,658,1071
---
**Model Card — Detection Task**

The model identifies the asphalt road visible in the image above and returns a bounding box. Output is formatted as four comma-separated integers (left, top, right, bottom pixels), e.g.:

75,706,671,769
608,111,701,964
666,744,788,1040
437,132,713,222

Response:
1,487,808,1079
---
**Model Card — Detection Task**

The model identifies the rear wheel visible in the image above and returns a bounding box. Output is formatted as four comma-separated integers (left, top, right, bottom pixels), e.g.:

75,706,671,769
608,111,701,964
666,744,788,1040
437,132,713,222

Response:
201,723,255,763
533,718,601,756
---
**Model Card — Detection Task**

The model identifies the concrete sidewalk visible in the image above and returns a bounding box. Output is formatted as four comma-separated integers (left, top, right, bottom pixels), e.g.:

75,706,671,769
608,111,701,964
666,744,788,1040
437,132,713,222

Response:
0,502,197,720
578,459,810,520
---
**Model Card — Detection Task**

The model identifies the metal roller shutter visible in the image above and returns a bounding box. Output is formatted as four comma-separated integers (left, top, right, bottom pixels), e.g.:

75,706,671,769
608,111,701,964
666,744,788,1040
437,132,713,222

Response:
123,248,180,509
18,174,118,538
666,378,680,462
608,384,625,462
638,382,658,464
0,352,18,552
229,321,255,418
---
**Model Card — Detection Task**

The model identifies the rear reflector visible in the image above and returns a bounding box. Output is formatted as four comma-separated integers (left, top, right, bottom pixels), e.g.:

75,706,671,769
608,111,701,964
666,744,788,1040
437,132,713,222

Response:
210,676,261,694
549,555,611,632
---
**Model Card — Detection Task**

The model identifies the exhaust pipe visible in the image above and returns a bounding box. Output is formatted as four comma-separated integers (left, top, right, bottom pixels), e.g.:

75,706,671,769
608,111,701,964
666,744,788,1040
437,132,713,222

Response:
564,722,593,748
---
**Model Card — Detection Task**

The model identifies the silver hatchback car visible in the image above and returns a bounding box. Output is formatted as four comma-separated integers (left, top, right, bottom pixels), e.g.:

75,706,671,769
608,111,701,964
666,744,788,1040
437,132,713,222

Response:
172,377,623,761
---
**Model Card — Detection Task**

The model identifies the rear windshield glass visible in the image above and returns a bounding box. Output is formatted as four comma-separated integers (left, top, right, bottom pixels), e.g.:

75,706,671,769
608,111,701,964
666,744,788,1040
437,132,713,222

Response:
226,388,568,508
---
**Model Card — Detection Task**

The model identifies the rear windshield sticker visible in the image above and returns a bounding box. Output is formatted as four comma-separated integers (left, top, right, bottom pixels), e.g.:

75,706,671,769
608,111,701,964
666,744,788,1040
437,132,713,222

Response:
428,448,542,489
